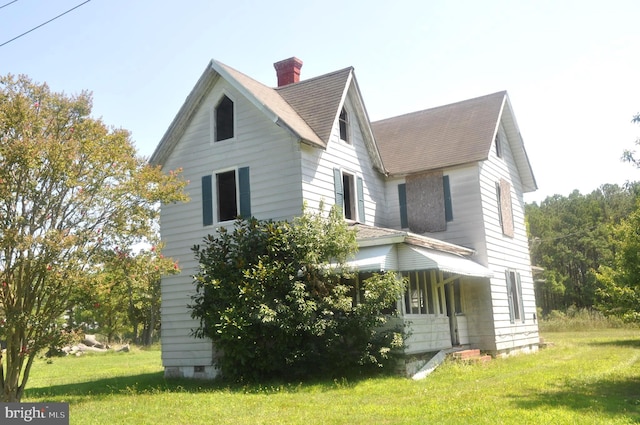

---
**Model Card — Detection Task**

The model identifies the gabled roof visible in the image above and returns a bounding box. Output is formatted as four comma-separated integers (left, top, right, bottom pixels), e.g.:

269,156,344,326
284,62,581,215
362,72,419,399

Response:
372,91,506,176
150,60,325,166
276,67,353,144
371,92,537,192
150,60,385,171
351,223,493,278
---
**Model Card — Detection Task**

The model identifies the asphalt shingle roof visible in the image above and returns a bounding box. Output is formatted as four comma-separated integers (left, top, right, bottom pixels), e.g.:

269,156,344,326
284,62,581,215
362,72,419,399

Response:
215,61,326,148
276,67,353,145
371,91,506,175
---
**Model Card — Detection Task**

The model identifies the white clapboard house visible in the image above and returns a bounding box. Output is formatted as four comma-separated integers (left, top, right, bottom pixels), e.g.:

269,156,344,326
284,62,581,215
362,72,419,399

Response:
150,57,539,379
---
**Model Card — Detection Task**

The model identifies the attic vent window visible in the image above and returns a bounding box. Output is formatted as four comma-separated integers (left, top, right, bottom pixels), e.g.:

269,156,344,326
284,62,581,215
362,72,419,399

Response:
495,133,502,158
215,95,234,142
339,108,349,143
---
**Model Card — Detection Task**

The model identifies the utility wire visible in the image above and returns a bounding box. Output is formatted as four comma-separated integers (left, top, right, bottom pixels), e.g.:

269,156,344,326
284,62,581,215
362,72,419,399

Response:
0,1,19,10
0,0,91,48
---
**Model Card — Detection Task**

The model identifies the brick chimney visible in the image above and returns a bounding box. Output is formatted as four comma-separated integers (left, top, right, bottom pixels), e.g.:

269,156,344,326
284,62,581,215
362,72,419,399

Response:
274,57,303,87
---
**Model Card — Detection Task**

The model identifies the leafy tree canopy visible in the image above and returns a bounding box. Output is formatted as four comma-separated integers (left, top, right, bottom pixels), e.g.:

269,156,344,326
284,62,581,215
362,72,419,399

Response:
190,207,406,381
0,74,188,401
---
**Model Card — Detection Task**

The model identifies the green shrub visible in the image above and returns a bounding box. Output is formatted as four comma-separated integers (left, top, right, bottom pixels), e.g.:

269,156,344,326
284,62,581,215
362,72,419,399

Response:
189,207,406,381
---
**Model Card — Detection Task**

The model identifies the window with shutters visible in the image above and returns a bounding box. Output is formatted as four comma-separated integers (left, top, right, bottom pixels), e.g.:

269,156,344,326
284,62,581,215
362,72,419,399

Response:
201,167,251,225
398,175,452,230
214,95,234,142
217,170,237,222
333,168,365,222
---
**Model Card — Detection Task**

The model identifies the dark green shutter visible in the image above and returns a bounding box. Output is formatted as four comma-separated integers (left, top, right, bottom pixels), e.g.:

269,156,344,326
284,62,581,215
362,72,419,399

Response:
238,166,251,218
398,183,408,228
333,168,343,210
357,176,365,223
201,175,213,226
516,272,524,323
443,175,453,222
505,270,515,324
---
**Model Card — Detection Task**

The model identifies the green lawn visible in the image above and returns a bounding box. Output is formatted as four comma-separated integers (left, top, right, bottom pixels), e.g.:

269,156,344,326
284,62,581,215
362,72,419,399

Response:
24,329,640,424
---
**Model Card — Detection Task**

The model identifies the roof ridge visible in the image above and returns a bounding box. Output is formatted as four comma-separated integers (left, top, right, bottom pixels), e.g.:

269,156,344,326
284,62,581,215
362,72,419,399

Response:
372,90,506,125
212,59,274,91
274,66,353,90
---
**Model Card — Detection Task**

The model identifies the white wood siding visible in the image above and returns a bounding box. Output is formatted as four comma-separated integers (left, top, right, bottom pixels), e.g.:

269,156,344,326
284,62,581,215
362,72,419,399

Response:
402,316,452,354
382,123,538,353
300,96,387,225
159,79,305,369
384,166,487,259
478,123,539,352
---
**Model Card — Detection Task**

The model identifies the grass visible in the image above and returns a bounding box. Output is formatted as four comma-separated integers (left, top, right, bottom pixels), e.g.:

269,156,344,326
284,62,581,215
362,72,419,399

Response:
23,329,640,425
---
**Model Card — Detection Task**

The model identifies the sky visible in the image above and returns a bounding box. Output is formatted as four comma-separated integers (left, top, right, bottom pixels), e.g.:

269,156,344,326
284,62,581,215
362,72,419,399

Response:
1,0,639,204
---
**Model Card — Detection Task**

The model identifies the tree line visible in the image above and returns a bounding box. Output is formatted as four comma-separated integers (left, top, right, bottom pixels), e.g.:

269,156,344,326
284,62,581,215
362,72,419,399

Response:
526,183,639,313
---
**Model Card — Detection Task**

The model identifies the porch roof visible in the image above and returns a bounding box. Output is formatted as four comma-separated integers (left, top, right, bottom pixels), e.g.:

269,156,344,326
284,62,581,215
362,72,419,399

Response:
347,224,493,278
399,245,493,278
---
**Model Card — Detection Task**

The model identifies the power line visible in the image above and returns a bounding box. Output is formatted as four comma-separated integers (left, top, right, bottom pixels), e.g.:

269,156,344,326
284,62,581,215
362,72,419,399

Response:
0,1,19,10
0,0,91,48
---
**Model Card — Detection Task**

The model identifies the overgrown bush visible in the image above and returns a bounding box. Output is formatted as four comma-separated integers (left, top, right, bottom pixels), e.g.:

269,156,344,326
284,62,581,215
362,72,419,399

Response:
189,207,406,381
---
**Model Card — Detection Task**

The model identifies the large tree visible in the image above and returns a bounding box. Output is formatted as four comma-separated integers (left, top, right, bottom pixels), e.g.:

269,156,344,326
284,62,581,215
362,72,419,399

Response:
74,242,178,345
595,113,640,320
0,74,187,401
526,184,637,313
595,201,640,322
190,207,406,381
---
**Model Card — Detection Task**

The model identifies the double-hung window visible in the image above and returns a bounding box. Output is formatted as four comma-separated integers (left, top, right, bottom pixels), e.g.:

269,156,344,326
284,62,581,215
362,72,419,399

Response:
506,270,524,323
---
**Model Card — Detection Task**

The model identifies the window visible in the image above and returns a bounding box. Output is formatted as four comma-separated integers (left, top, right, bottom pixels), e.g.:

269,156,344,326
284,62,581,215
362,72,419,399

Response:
495,133,502,158
506,270,524,323
402,271,437,315
342,173,355,220
333,168,365,223
214,95,234,142
201,167,251,225
398,174,452,231
339,108,349,143
496,179,514,237
217,170,237,222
